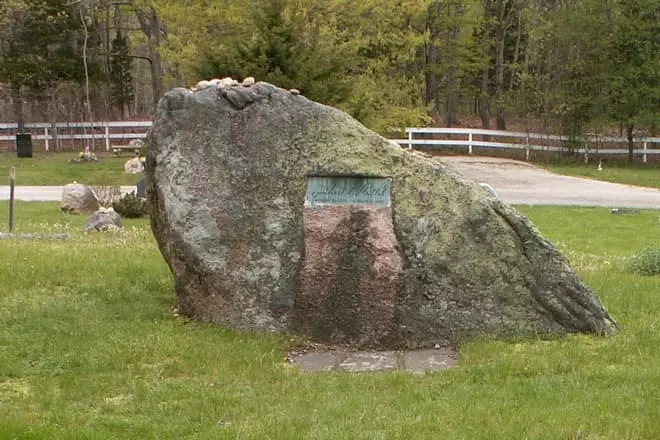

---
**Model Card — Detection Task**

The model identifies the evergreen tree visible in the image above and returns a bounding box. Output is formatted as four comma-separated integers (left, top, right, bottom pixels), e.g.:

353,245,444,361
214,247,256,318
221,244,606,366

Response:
0,0,102,126
110,32,134,119
608,0,660,160
198,0,351,108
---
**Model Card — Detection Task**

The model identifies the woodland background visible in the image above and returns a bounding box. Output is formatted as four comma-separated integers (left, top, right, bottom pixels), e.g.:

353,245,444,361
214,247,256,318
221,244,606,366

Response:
0,0,658,143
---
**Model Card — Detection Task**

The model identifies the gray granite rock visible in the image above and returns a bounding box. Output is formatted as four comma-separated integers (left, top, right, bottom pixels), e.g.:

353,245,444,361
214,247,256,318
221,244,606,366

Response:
145,81,617,349
84,207,122,232
61,182,99,214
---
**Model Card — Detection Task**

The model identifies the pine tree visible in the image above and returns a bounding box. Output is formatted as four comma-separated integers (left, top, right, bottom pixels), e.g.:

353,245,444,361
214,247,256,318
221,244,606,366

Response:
110,32,134,119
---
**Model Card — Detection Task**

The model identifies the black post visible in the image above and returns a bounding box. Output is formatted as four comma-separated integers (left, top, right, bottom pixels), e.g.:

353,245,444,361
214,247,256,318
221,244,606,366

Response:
16,133,33,158
9,167,16,232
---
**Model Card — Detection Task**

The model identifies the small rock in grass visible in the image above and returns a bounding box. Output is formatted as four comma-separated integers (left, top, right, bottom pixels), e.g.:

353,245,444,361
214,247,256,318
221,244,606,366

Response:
61,182,100,214
124,157,144,174
84,207,122,232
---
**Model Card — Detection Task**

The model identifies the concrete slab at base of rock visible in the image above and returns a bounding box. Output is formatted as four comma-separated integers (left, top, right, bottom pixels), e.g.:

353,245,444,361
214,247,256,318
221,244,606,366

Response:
290,349,458,373
145,79,617,351
340,352,399,372
403,349,457,373
291,352,338,372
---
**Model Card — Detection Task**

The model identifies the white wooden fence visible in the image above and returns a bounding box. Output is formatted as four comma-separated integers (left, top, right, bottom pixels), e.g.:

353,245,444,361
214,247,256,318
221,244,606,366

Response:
0,121,150,151
1,122,659,162
393,128,660,163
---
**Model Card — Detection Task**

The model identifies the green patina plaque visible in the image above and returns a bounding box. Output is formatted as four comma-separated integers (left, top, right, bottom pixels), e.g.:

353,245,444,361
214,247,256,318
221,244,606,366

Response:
305,175,391,207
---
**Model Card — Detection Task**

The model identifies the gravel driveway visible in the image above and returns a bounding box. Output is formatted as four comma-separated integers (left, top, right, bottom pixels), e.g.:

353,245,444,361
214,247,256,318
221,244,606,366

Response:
441,156,660,209
1,157,658,208
0,186,136,202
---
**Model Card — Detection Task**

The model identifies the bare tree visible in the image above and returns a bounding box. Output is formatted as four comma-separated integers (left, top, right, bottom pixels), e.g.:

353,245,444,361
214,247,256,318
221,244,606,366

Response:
136,6,165,112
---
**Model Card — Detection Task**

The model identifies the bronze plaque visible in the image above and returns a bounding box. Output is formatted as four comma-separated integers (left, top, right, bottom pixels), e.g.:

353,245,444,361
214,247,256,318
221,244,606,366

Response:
305,176,391,207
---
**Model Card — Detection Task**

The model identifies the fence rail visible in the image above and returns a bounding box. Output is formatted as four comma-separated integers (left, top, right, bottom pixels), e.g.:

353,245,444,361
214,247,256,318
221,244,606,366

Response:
393,128,660,163
1,122,659,162
0,121,151,151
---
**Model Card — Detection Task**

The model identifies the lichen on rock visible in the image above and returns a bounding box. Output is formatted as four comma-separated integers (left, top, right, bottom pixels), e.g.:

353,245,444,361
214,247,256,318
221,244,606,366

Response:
145,81,617,349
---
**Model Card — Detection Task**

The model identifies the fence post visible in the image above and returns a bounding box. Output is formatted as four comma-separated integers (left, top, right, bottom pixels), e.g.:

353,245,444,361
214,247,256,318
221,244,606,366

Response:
44,126,49,152
407,130,413,149
584,145,589,164
468,132,473,155
525,133,530,162
643,142,647,164
105,124,110,151
9,167,15,232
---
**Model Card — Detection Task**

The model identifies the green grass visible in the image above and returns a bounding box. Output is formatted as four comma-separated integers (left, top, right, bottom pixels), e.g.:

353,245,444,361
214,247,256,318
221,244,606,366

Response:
543,163,660,189
1,203,660,439
0,152,142,186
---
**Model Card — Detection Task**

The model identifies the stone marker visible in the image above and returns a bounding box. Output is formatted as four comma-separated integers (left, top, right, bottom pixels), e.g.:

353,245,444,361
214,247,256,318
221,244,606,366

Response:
145,80,617,350
61,182,100,214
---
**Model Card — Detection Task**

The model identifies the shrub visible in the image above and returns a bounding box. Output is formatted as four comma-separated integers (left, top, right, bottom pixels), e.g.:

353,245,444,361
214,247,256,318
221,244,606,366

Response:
113,191,148,218
628,246,660,276
91,185,122,207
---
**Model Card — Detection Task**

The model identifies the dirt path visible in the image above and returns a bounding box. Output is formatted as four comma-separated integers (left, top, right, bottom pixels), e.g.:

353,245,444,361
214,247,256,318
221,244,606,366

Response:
441,156,660,209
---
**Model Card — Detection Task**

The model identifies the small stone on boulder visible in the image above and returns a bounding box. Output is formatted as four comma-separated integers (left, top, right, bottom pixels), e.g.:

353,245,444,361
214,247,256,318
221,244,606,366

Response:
195,80,213,90
242,76,256,87
217,77,234,89
61,182,100,214
84,207,122,232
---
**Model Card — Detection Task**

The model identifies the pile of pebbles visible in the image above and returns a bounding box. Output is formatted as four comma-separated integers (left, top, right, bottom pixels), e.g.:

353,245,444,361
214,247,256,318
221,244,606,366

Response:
192,76,300,95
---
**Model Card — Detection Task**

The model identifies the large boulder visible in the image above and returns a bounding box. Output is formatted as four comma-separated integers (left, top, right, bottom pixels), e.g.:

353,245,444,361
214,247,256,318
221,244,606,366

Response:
145,81,617,349
61,182,99,214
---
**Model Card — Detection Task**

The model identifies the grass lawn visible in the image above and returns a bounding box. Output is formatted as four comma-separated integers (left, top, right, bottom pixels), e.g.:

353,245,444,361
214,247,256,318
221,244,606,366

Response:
543,163,660,189
1,203,659,439
0,151,142,186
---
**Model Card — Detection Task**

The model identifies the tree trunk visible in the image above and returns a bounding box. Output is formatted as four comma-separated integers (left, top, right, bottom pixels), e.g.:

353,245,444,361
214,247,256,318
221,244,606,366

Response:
509,6,523,91
495,27,506,130
11,83,24,133
445,65,458,127
52,88,61,151
444,2,463,127
626,123,634,162
423,2,443,121
46,89,60,152
479,66,491,129
424,43,441,119
479,0,494,130
79,6,94,148
137,7,165,112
